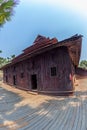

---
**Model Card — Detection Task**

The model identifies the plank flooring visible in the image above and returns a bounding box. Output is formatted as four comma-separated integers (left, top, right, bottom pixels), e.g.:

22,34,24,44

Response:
0,77,87,130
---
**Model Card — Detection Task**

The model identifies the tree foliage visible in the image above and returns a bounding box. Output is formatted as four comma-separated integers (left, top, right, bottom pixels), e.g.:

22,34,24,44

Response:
0,0,18,26
79,60,87,69
0,50,2,53
0,51,15,68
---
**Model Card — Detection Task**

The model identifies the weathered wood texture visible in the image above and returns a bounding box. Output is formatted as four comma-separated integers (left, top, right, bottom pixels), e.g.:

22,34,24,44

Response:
1,35,82,95
3,46,73,95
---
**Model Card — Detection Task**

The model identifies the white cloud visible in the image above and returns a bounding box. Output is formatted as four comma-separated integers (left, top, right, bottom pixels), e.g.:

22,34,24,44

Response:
23,0,87,17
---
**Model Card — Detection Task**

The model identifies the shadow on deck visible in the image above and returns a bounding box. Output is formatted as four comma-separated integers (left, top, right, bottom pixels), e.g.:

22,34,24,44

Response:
0,76,87,130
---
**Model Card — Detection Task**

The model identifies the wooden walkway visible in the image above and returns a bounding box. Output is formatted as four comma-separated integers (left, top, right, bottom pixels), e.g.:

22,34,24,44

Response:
0,77,87,130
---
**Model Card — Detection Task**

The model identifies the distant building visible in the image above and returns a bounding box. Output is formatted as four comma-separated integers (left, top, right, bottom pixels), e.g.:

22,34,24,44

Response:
1,34,82,95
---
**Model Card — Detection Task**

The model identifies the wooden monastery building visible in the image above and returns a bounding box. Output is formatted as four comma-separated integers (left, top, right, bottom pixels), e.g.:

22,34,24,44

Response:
1,34,82,95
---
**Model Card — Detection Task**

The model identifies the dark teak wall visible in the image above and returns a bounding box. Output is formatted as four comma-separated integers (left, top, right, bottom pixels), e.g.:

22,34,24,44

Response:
3,46,74,95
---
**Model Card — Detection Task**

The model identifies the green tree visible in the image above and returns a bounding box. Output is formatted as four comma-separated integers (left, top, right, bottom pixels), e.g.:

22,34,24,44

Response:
11,54,15,59
0,0,18,26
0,50,2,53
0,53,16,68
79,60,87,69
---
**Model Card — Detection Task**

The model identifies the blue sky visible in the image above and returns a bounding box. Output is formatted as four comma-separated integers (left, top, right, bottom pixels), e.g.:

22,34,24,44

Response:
0,0,87,60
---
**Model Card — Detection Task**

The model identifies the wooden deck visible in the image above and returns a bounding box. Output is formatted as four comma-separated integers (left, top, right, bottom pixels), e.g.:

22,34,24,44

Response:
0,77,87,130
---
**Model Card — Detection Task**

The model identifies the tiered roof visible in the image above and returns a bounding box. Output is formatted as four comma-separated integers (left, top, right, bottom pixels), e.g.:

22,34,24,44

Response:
1,34,82,69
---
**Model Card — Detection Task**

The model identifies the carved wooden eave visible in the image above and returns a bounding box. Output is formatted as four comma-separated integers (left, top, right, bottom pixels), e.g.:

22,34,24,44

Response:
68,37,82,66
57,35,82,66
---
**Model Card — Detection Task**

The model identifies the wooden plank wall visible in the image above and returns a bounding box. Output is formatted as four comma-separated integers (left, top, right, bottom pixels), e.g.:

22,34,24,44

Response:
3,46,74,93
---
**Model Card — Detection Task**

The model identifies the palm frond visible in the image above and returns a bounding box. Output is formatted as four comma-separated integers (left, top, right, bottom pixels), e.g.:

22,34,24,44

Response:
0,0,19,26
